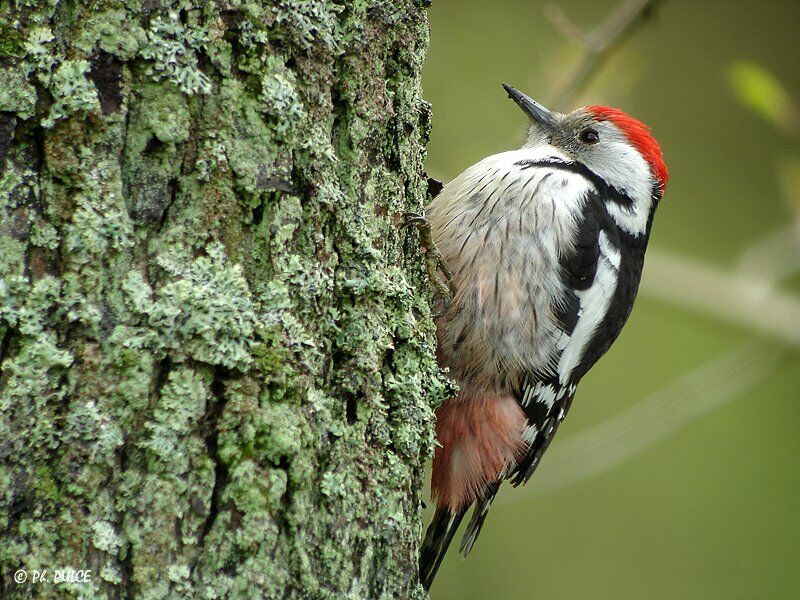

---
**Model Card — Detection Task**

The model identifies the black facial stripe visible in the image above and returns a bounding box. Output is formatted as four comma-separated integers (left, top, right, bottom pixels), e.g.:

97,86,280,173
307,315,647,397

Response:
515,159,634,208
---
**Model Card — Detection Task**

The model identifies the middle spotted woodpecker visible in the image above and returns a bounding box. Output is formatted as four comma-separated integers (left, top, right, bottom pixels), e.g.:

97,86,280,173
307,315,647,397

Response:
419,84,669,589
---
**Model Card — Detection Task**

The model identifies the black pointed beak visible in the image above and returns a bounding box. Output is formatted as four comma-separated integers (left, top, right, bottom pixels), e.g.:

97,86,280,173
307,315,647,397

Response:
502,83,558,131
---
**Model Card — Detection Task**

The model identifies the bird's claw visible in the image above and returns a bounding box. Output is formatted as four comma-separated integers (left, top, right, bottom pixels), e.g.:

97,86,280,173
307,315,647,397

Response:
403,213,457,302
401,213,428,229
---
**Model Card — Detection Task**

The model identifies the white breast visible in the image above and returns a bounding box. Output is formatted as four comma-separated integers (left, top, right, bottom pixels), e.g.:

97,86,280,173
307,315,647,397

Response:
428,147,592,395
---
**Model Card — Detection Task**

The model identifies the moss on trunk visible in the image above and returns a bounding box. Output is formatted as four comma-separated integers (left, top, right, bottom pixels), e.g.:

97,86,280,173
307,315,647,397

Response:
0,1,445,597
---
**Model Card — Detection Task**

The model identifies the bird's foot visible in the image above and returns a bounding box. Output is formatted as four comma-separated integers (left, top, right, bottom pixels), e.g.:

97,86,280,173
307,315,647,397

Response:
403,213,456,303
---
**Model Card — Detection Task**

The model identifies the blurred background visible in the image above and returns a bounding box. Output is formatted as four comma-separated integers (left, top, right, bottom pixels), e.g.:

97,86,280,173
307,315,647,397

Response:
422,1,800,598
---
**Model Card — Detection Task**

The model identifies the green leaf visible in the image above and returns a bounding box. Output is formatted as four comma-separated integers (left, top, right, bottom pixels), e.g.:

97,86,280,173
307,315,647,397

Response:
728,61,799,136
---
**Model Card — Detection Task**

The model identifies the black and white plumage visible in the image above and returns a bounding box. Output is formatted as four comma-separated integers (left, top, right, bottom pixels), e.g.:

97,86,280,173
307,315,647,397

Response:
420,84,668,590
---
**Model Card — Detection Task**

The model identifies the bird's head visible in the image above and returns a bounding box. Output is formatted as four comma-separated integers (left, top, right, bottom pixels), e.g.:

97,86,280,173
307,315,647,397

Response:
502,83,668,203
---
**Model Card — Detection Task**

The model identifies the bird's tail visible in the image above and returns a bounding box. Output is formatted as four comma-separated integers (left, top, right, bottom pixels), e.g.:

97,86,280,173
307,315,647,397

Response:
459,482,500,557
419,506,467,591
419,482,501,590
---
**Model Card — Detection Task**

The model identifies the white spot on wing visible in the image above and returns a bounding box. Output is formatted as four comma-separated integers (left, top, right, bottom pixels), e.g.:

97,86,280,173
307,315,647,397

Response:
520,383,536,407
535,383,558,409
522,424,540,444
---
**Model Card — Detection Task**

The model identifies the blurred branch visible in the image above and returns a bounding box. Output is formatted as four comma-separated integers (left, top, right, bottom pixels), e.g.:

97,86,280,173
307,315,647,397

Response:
642,249,800,347
736,221,800,283
548,0,663,107
504,342,781,501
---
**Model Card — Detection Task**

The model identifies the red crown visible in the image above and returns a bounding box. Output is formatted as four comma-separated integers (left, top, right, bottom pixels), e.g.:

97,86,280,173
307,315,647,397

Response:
587,105,669,192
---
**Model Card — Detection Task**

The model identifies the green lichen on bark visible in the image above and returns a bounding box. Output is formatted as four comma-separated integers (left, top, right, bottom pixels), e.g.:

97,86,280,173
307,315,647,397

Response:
0,1,445,598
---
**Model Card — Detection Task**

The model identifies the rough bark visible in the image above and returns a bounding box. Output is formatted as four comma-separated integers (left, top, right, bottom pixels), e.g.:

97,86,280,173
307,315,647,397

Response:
0,1,445,598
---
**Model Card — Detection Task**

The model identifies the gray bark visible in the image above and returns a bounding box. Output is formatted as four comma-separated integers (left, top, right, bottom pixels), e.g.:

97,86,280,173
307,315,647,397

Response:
0,1,444,598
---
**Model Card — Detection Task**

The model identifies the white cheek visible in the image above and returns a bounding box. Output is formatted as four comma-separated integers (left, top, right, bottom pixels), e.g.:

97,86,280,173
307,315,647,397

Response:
589,142,654,236
605,197,652,236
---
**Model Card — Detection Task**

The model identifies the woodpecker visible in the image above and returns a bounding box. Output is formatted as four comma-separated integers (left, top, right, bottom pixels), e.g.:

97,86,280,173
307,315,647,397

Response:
419,83,668,590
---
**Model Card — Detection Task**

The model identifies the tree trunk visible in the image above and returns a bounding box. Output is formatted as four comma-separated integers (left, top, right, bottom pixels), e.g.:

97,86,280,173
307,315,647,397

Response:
0,1,444,597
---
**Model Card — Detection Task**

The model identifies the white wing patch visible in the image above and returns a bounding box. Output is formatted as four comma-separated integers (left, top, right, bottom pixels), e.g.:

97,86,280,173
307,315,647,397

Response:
557,230,621,384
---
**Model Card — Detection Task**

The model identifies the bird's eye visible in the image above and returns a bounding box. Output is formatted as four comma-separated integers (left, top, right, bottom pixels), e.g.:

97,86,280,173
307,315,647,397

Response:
579,128,600,144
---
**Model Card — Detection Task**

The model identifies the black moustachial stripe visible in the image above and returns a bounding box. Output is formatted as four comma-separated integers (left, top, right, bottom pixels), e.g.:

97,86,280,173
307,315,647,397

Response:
515,158,635,208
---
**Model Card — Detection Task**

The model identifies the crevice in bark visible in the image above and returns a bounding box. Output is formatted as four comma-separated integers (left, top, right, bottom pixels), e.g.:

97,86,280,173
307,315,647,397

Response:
119,85,132,198
88,49,123,116
346,392,358,425
252,201,265,225
33,130,46,198
5,478,32,534
119,541,135,600
153,356,171,400
117,430,135,598
0,328,16,366
142,135,165,157
198,366,230,546
197,443,227,544
0,112,15,171
157,177,178,232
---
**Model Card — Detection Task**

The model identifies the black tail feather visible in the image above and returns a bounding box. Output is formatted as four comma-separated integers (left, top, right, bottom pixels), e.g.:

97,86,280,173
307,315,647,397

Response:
419,506,466,591
459,482,500,557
